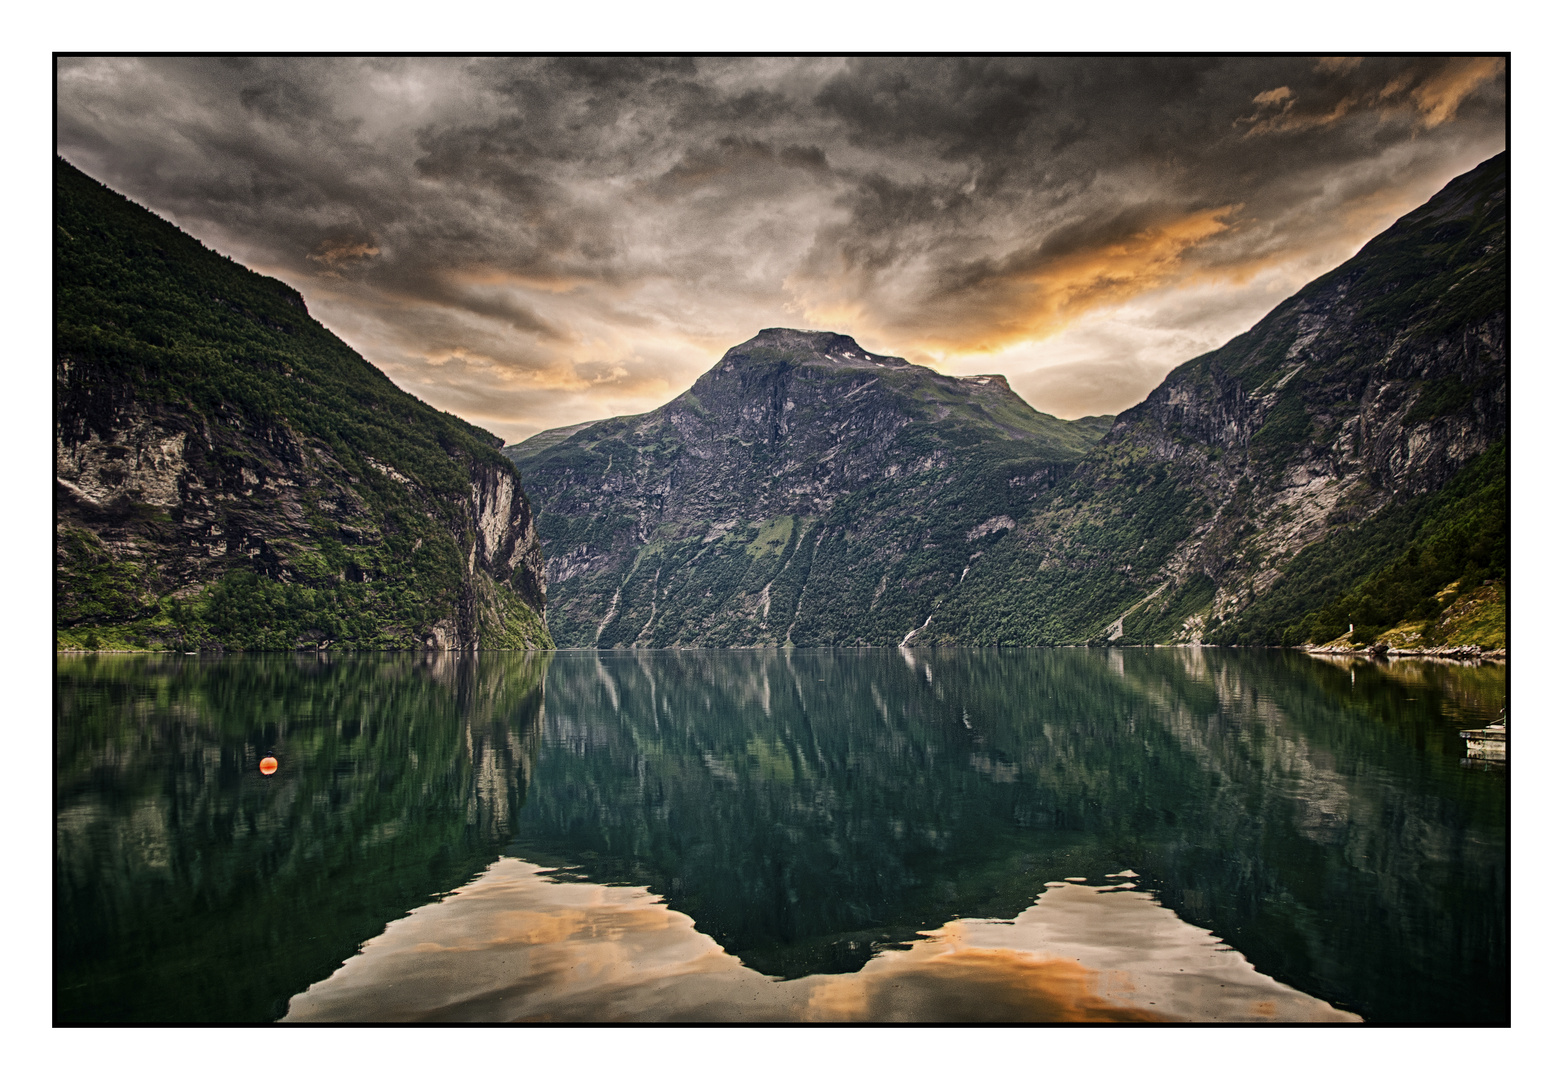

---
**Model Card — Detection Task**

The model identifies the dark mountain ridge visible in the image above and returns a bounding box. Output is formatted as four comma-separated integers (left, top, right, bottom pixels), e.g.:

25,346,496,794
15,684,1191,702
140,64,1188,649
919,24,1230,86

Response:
54,158,551,651
507,328,1113,646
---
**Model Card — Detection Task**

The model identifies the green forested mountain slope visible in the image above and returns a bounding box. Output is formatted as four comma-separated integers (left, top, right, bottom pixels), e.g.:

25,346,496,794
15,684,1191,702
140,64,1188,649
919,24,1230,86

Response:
925,152,1507,650
55,159,551,650
506,329,1112,646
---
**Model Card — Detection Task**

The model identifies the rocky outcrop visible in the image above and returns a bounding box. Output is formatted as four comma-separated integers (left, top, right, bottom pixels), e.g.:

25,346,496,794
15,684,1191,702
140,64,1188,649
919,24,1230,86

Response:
1304,642,1504,661
467,464,547,610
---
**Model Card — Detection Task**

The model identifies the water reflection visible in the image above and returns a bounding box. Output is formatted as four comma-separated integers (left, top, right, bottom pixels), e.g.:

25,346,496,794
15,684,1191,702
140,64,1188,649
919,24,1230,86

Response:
54,651,549,1023
55,647,1505,1024
284,859,1357,1022
506,648,1506,1022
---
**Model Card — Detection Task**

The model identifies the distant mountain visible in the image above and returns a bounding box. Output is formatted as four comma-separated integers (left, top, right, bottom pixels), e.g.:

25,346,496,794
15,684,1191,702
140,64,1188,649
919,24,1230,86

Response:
927,152,1508,651
506,328,1113,646
55,159,551,650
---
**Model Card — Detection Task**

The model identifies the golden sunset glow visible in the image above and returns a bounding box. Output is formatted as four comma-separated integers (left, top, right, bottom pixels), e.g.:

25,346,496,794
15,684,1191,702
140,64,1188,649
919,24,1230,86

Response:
907,205,1242,354
1412,57,1508,127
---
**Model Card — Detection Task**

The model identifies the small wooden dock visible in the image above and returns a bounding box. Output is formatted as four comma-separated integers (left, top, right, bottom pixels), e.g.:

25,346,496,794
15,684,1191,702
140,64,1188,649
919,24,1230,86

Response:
1460,722,1506,761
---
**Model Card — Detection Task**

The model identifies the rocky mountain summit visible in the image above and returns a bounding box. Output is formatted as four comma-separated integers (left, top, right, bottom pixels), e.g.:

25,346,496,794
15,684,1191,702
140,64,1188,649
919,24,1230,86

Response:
926,152,1507,651
55,159,551,650
507,329,1112,646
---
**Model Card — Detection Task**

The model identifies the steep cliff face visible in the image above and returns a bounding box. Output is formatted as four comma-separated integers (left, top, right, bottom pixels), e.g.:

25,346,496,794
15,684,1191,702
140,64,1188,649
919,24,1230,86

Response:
507,329,1111,646
55,159,550,651
927,152,1507,649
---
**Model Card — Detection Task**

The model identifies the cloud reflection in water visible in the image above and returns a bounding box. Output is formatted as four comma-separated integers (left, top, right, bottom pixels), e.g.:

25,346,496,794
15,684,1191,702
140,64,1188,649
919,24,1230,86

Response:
283,859,1358,1022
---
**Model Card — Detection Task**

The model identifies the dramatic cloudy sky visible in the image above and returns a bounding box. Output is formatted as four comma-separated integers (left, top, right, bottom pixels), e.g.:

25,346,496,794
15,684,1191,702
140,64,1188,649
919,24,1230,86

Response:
56,56,1506,442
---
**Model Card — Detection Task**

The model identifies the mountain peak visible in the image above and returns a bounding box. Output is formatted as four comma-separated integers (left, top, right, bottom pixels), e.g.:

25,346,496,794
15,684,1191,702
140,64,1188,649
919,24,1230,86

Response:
721,328,911,371
509,326,1110,646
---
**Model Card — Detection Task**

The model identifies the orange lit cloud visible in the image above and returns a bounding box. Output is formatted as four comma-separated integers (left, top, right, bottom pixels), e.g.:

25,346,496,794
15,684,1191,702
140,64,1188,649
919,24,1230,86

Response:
996,206,1240,336
846,204,1242,356
447,268,593,295
1411,56,1507,127
304,238,381,276
1240,56,1504,138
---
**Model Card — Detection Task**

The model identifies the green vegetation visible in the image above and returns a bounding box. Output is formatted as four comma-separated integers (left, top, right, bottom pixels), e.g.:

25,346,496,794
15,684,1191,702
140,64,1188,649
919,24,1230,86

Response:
55,526,155,630
1350,157,1508,340
1121,574,1218,643
55,158,549,650
533,440,1096,648
1249,391,1310,456
1173,153,1508,404
929,440,1212,645
1402,374,1500,427
55,161,503,495
1211,441,1506,647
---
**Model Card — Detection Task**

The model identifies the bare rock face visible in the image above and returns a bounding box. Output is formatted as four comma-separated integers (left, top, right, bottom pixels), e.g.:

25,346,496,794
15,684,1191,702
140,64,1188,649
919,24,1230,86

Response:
506,329,1112,647
469,465,547,609
926,152,1508,647
54,158,549,651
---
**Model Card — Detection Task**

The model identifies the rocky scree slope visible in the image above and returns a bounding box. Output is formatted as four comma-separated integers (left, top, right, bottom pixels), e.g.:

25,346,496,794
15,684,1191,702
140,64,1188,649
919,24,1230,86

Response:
506,329,1112,646
925,152,1508,650
55,159,550,651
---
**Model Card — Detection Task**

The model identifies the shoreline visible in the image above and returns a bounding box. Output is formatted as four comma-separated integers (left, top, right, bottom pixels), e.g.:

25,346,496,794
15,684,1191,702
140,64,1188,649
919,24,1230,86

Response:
57,642,1507,660
1302,643,1506,662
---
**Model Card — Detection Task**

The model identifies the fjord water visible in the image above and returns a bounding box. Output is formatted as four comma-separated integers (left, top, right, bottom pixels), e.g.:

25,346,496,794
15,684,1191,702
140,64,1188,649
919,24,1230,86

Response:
55,649,1506,1023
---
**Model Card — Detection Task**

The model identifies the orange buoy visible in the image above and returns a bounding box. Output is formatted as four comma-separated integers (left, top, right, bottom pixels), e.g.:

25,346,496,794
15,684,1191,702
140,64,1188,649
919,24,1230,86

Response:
259,756,279,776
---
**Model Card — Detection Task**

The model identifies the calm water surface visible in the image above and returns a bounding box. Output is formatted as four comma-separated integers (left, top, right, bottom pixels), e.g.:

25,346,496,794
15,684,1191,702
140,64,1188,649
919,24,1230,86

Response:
55,648,1506,1023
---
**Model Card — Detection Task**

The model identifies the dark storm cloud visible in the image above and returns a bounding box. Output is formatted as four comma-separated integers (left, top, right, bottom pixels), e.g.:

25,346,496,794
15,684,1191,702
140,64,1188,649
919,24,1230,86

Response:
795,56,1506,348
647,137,833,201
56,56,1505,438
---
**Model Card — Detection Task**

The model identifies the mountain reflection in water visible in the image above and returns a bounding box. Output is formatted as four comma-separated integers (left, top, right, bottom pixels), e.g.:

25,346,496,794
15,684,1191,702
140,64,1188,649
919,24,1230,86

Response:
284,860,1357,1022
55,651,548,1023
55,647,1505,1023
